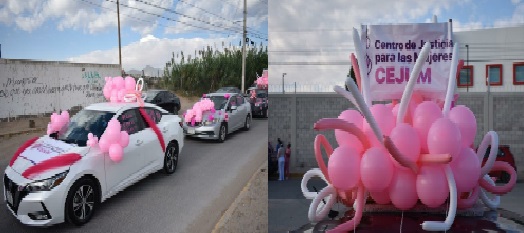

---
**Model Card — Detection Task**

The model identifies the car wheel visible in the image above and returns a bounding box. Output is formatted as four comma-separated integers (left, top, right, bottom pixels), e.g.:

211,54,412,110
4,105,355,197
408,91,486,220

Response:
217,124,227,143
243,115,251,131
263,108,268,118
65,177,98,226
164,142,179,174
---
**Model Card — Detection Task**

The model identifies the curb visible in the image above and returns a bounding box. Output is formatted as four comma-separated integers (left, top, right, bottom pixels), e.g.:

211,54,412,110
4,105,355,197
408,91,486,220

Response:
0,128,45,139
212,160,268,233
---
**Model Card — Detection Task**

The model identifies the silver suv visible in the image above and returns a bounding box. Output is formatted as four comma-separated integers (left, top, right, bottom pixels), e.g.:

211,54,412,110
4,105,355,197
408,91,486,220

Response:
183,92,251,142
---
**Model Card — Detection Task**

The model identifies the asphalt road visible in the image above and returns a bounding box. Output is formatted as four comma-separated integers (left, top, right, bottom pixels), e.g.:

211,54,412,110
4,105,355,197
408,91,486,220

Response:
0,118,268,233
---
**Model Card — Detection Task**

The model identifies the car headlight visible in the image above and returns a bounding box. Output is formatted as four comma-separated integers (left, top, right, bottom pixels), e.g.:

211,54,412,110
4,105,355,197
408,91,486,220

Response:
203,118,220,126
24,170,68,192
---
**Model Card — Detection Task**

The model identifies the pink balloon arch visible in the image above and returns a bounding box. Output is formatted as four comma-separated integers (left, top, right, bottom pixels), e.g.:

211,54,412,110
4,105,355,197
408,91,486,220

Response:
301,30,517,232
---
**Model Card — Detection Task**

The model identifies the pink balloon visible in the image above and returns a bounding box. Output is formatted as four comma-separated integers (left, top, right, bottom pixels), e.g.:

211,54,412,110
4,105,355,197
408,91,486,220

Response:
112,76,125,89
110,89,119,103
335,109,364,153
120,131,129,147
417,165,449,208
104,118,122,143
370,190,391,205
413,101,443,153
391,104,400,121
118,89,126,102
360,147,394,192
328,146,361,191
124,76,136,91
389,169,418,210
363,104,396,147
99,137,110,152
448,105,477,148
389,123,421,164
103,78,113,99
450,147,481,193
47,123,53,135
109,144,123,162
50,113,58,124
427,118,462,160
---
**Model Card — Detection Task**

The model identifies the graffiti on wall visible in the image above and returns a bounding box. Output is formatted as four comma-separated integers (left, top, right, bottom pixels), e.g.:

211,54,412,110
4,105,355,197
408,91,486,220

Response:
0,77,103,100
0,61,120,118
82,71,102,84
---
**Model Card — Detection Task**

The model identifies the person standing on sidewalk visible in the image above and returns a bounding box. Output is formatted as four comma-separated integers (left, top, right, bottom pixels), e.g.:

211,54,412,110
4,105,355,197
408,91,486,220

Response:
277,144,285,181
275,138,282,153
284,143,291,180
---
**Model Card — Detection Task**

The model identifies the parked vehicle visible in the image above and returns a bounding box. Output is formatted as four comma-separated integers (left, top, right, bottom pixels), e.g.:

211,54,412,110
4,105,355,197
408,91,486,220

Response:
216,86,242,94
144,90,181,114
480,145,517,183
4,102,184,226
183,93,251,142
249,88,268,118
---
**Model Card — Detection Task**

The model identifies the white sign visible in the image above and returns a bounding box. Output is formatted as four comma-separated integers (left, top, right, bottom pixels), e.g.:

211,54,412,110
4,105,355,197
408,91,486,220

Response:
361,23,454,101
20,138,75,164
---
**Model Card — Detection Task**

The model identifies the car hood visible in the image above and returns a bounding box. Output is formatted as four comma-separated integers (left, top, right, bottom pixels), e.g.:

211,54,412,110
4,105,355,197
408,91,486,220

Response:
10,136,88,180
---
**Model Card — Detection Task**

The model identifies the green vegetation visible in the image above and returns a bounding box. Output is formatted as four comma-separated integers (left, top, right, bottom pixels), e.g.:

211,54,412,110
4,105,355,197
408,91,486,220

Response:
161,44,268,96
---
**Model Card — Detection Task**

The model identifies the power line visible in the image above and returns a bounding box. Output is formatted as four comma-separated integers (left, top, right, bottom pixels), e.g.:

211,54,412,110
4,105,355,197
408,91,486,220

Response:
174,0,267,37
127,0,267,40
79,0,240,37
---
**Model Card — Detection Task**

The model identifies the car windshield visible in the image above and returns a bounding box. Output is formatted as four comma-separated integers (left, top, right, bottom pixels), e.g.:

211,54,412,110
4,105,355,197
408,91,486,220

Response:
256,92,268,98
216,87,238,93
58,110,116,147
209,96,228,110
144,91,160,101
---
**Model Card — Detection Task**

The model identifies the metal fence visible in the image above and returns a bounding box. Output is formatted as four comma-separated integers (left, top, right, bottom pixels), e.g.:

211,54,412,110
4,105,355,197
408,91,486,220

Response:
268,83,344,93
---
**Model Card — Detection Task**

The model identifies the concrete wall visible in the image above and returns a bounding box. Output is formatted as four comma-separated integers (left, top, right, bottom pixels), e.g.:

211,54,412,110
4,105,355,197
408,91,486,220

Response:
0,59,120,119
269,92,524,179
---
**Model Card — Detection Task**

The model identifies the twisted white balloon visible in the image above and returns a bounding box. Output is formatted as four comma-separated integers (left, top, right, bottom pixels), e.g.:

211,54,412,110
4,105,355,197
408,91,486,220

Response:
352,28,371,107
443,43,460,117
397,42,432,124
345,76,384,144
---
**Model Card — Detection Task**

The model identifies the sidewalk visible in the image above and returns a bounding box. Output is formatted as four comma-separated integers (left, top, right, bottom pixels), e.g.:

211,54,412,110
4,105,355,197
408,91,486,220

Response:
0,117,49,140
213,161,268,233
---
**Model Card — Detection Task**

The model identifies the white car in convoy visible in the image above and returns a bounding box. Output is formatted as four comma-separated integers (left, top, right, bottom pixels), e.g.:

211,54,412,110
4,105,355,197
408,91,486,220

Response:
3,102,184,226
183,92,251,142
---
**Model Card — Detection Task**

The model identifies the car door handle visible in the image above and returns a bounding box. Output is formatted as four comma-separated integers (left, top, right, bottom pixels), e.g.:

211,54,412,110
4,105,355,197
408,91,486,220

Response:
136,140,143,146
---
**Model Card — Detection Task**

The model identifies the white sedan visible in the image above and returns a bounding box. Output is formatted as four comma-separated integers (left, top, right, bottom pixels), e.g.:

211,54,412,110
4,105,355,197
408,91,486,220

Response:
3,102,184,226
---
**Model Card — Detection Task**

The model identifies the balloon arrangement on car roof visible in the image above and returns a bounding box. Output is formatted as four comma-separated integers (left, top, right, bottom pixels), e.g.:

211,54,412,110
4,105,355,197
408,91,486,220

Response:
46,77,165,163
301,28,517,232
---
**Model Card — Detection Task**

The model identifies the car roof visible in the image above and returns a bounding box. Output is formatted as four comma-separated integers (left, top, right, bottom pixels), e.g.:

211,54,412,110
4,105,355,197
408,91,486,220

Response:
206,92,239,97
84,102,161,113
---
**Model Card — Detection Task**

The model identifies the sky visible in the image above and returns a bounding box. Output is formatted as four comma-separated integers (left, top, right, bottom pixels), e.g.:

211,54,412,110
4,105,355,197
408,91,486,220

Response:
268,0,524,90
0,0,268,71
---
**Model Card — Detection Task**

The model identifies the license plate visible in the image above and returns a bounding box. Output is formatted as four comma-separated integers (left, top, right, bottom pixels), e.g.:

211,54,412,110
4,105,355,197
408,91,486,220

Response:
187,128,195,134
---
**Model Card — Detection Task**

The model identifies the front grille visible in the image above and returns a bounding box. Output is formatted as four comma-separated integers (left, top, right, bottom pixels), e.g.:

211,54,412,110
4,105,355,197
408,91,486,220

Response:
4,174,29,214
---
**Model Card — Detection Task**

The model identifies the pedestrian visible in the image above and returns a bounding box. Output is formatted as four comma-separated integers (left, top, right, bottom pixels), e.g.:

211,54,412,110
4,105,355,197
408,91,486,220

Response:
275,138,282,152
284,143,291,180
277,144,285,181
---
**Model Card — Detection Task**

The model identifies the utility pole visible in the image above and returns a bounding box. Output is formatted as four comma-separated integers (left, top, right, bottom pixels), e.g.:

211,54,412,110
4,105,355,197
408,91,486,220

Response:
466,44,469,92
282,73,287,93
117,0,122,75
241,0,247,93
